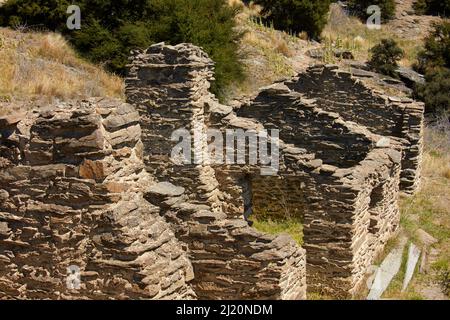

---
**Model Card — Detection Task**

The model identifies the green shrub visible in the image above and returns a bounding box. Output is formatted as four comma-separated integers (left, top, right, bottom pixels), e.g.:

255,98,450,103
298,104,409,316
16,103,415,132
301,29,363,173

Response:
415,21,450,74
414,21,450,115
347,0,396,22
253,0,331,39
0,0,244,99
414,68,450,115
414,0,450,17
413,0,428,15
368,38,404,78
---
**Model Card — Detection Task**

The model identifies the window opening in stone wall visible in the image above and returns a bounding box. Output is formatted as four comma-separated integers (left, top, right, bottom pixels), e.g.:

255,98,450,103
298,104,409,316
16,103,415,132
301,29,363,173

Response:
368,184,384,235
241,175,254,226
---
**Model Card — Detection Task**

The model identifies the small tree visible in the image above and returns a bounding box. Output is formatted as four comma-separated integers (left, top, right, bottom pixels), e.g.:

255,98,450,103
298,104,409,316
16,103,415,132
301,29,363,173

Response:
415,68,450,114
368,39,404,78
414,0,450,17
413,22,450,116
347,0,396,22
415,21,450,74
253,0,331,39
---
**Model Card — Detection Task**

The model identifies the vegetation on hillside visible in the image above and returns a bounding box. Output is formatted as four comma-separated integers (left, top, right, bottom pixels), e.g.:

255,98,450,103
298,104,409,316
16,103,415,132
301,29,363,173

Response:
414,0,450,17
253,0,331,39
347,0,396,22
415,69,450,115
368,38,404,78
415,21,450,73
414,21,450,114
322,4,422,66
0,27,123,115
0,0,244,99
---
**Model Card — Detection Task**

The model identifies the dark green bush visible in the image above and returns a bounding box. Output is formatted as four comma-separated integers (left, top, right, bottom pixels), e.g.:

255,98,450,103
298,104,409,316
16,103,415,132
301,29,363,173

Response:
368,39,404,78
253,0,331,39
414,0,450,17
347,0,396,22
0,0,244,99
413,22,450,115
414,68,450,114
415,21,450,74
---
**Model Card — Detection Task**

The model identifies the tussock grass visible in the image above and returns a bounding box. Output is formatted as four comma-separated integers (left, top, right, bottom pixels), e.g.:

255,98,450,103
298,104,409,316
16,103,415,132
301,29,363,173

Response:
322,4,423,67
0,27,124,116
243,18,295,63
230,12,305,99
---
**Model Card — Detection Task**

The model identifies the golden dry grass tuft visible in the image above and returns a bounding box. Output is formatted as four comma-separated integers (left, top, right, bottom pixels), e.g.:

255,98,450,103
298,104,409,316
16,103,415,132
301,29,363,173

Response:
228,2,315,100
0,28,124,116
322,4,423,67
227,0,244,7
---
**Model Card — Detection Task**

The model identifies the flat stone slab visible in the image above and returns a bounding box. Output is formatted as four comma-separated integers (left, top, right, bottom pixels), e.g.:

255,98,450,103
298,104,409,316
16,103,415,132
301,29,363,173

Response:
367,238,407,300
0,113,25,128
147,182,185,197
402,243,421,292
376,137,391,148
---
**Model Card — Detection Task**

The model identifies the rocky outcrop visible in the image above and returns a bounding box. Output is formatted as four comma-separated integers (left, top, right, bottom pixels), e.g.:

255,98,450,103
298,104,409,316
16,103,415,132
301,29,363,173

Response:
0,99,195,299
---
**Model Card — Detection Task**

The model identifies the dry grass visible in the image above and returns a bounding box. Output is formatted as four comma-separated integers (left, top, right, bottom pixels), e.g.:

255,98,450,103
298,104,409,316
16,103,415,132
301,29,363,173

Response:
232,0,261,22
322,4,423,67
0,27,124,116
382,117,450,300
227,3,315,101
233,22,295,98
223,0,318,101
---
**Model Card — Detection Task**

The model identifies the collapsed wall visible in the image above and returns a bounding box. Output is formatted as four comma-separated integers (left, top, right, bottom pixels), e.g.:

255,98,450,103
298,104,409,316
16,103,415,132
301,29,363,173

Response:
125,43,409,298
286,65,424,193
126,43,307,300
0,99,195,299
227,83,403,297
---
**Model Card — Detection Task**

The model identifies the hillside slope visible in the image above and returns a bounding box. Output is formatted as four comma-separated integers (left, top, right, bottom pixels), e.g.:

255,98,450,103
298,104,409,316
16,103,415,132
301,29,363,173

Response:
0,28,124,116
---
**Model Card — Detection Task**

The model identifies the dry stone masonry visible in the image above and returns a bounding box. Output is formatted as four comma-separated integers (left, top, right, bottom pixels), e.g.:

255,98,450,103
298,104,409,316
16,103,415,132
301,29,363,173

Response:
0,42,424,300
0,99,195,299
286,65,424,193
125,43,307,300
232,83,405,297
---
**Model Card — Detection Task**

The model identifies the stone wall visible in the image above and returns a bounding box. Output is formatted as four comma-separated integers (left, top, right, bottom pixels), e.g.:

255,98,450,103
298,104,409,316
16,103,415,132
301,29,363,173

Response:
286,65,424,193
0,99,195,299
236,83,374,168
145,182,306,300
0,42,423,300
124,42,418,298
126,43,307,300
215,83,403,298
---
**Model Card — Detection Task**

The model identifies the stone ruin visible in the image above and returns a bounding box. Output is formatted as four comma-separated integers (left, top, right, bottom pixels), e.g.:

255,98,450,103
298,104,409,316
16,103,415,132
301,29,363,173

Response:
0,42,424,300
0,100,195,299
285,65,424,194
